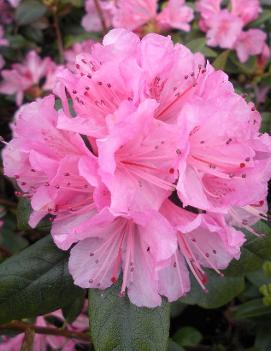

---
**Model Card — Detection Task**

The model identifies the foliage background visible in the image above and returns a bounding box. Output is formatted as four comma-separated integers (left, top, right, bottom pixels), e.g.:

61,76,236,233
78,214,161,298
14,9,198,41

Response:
0,0,271,350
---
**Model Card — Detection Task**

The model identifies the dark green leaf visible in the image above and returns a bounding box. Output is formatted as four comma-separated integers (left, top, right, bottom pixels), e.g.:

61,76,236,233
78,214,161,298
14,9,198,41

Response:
62,289,85,323
255,326,271,351
186,37,217,58
260,112,271,133
168,340,185,351
186,38,206,52
17,198,31,231
17,198,51,232
181,271,245,308
229,53,257,75
225,222,271,276
89,280,170,351
249,10,271,27
0,216,28,255
173,326,202,347
213,50,230,70
15,0,47,26
0,235,83,323
233,299,271,320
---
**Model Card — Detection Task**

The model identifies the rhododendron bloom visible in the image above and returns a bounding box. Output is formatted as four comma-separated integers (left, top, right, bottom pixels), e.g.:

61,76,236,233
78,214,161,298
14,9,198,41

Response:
64,39,94,71
83,0,193,33
159,200,245,295
206,10,243,48
0,51,59,105
157,0,194,32
196,0,266,62
2,95,94,227
82,0,113,32
231,0,261,25
234,29,267,63
3,29,271,308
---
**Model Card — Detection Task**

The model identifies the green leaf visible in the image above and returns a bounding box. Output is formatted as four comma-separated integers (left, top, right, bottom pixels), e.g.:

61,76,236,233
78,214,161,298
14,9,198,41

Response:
213,50,230,70
181,271,245,308
186,38,206,52
233,299,271,320
225,222,271,276
229,53,257,75
173,326,202,347
0,235,84,323
60,0,83,7
17,198,51,232
255,326,271,351
186,37,217,58
0,216,28,255
17,198,32,231
15,0,47,26
249,10,271,27
89,280,170,351
168,340,185,351
62,289,85,323
260,112,271,133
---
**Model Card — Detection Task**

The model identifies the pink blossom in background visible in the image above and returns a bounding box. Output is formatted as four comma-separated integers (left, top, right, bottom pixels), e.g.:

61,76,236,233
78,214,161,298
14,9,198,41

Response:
0,1,13,24
0,309,89,351
3,29,271,307
258,44,271,69
157,0,194,32
206,10,243,48
111,0,157,31
82,0,113,32
196,0,267,62
82,0,194,33
0,50,60,105
6,0,20,7
0,25,8,70
64,39,95,71
234,29,267,63
231,0,262,25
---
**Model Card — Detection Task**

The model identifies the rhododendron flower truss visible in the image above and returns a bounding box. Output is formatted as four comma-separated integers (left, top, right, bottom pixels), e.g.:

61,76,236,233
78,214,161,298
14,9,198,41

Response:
3,29,271,308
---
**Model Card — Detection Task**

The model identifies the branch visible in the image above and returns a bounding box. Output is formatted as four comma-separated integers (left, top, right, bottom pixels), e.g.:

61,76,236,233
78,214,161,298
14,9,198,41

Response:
53,12,64,64
93,0,108,35
0,246,12,258
0,321,91,343
0,198,17,208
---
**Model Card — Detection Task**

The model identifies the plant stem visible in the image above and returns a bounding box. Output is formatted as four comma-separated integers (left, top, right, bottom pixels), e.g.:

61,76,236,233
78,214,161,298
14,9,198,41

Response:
53,12,64,64
93,0,108,35
0,321,91,342
0,198,17,208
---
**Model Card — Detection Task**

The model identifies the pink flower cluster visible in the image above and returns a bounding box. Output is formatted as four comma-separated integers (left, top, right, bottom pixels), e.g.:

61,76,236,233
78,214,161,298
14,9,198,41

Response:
0,50,60,105
3,29,271,307
196,0,269,62
82,0,194,33
0,309,88,350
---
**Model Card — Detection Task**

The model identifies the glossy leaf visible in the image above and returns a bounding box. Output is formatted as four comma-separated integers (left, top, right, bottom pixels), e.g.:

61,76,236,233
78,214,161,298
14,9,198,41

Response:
181,271,245,308
89,281,170,351
15,0,47,26
0,235,83,323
